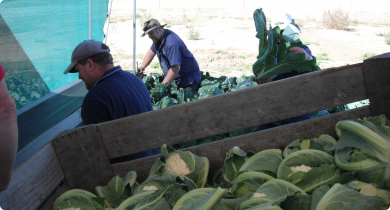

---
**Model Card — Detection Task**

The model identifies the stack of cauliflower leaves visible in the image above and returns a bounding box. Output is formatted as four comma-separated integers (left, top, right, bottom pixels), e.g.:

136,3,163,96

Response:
54,114,390,210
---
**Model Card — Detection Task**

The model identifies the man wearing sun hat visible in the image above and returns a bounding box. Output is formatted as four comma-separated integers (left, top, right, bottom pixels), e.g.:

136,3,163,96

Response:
257,13,318,130
64,39,158,158
271,12,315,62
138,19,201,93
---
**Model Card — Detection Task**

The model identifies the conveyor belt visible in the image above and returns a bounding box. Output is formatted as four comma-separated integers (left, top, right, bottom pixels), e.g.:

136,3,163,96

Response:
17,82,87,152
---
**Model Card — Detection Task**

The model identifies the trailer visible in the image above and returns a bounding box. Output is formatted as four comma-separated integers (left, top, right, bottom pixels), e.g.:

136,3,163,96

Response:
0,53,389,210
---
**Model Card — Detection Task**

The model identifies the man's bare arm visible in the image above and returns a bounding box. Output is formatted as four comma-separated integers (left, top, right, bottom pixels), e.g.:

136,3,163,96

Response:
162,65,180,84
138,49,156,74
0,79,18,192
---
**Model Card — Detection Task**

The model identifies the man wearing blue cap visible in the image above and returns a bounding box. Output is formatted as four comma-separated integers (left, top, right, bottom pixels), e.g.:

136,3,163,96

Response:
138,19,201,93
64,39,158,159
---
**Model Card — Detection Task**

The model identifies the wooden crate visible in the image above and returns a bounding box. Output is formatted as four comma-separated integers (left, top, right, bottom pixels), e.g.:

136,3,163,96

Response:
1,53,389,210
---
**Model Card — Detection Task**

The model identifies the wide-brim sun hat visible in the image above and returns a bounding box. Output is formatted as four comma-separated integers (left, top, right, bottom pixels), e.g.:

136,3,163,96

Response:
271,13,301,33
141,19,167,37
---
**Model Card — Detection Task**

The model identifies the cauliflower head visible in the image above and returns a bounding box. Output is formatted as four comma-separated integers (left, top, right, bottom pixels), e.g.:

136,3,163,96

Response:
143,186,159,191
290,165,312,173
164,152,193,176
253,193,267,198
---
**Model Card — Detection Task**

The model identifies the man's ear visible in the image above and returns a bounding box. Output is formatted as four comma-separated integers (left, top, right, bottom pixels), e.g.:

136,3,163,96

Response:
86,58,95,72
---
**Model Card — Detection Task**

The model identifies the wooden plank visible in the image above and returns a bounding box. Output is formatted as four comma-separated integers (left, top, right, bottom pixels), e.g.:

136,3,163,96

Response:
363,53,390,118
0,143,64,210
111,106,370,181
51,125,114,193
98,63,367,159
40,182,70,210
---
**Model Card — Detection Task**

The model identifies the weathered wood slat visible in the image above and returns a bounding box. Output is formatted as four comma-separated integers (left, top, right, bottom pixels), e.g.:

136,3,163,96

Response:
0,143,64,210
40,182,70,210
98,63,367,159
111,106,370,181
363,52,390,118
51,125,114,193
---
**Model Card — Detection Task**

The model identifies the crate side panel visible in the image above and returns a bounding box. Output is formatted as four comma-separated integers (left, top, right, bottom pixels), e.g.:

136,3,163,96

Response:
111,106,370,181
0,143,64,210
52,125,114,193
99,63,367,159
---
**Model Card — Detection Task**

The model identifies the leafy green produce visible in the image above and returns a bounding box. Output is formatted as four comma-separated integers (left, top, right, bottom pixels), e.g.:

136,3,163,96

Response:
236,197,274,210
310,185,330,210
283,135,337,157
213,146,255,187
253,179,307,199
237,179,306,210
213,192,253,210
95,171,137,208
230,171,274,197
172,187,226,210
116,190,155,210
239,149,283,177
277,149,341,192
251,8,318,81
314,183,385,210
53,189,104,210
131,185,180,210
133,172,197,197
329,117,390,189
149,144,209,188
346,181,390,206
278,192,312,210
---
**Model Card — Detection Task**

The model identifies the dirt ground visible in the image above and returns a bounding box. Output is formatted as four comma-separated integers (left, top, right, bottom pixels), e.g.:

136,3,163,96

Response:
105,5,390,78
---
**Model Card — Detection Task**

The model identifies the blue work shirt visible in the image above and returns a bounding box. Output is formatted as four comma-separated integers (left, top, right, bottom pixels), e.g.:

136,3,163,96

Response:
81,66,158,158
151,29,201,88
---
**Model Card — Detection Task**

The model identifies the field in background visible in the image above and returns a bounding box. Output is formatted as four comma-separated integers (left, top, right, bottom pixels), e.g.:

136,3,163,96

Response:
105,2,390,78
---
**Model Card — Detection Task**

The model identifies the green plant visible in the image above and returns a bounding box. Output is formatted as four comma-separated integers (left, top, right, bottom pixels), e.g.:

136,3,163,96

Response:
303,41,311,45
252,8,318,80
95,171,137,208
322,7,350,30
172,187,226,210
149,144,209,188
137,9,153,28
316,52,330,60
376,28,390,45
185,26,201,40
361,52,376,60
283,135,336,157
214,50,228,55
150,62,160,69
277,149,340,192
237,179,307,209
230,171,274,197
315,184,385,209
329,116,390,189
213,146,256,188
347,181,390,206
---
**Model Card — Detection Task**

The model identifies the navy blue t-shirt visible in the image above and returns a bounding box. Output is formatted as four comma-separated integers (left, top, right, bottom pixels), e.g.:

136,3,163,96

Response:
151,29,201,88
81,66,158,158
